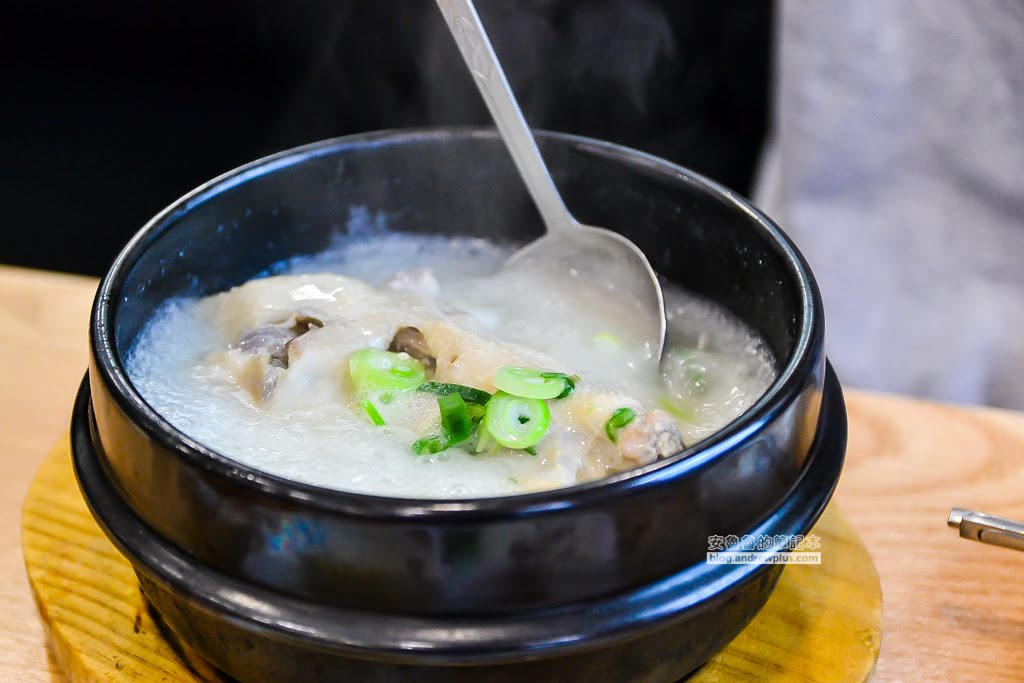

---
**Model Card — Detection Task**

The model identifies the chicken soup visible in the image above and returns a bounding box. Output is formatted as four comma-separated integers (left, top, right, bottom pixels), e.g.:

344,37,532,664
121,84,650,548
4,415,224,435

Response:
127,233,776,498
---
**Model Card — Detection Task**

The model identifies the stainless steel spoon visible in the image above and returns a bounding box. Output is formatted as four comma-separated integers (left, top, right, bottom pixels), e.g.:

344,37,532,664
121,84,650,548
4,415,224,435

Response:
435,0,667,359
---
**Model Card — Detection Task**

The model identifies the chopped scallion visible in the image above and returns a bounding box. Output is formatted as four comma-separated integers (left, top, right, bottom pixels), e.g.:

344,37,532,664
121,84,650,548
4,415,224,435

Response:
483,392,550,449
605,407,636,442
494,366,576,400
412,434,448,455
349,348,426,393
546,372,579,400
412,394,484,456
438,393,473,445
360,398,385,426
417,381,492,405
474,427,496,454
658,397,697,423
466,402,487,423
593,331,623,349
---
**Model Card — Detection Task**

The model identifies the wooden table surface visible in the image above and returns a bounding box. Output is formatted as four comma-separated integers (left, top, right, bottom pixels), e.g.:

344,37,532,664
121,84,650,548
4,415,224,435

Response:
2,264,1023,682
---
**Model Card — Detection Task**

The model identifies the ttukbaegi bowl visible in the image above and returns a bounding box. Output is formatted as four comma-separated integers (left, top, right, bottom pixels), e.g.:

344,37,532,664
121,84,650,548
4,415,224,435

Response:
72,128,845,682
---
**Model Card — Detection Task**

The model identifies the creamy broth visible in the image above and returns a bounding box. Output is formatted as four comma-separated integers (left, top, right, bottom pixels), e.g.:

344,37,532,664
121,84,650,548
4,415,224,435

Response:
127,234,776,498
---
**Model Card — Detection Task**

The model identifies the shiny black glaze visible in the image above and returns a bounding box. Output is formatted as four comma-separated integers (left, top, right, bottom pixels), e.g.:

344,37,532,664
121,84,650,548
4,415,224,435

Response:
86,129,827,613
72,365,846,681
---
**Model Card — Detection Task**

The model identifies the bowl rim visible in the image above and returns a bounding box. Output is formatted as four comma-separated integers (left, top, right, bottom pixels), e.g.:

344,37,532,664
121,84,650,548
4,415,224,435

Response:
91,126,824,519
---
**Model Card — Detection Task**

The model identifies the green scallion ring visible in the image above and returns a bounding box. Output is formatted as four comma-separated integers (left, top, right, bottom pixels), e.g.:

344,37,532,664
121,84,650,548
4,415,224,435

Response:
605,407,636,442
483,391,551,449
417,381,492,405
494,366,574,400
349,348,426,393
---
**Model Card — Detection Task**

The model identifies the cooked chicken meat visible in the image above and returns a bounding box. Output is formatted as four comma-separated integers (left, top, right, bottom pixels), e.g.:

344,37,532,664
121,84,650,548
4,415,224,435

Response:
234,310,324,369
195,274,687,481
617,410,686,466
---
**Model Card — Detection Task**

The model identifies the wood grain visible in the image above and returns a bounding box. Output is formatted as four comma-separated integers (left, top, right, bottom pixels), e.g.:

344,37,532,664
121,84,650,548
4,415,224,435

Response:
22,438,880,682
834,393,1024,681
23,441,217,682
4,265,1024,681
1,266,95,683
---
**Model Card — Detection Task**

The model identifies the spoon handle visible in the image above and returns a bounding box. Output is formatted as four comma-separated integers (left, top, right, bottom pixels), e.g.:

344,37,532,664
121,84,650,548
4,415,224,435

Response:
435,0,575,234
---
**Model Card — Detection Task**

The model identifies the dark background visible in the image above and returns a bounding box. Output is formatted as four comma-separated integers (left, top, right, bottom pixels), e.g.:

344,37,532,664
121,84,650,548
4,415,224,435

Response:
1,0,772,276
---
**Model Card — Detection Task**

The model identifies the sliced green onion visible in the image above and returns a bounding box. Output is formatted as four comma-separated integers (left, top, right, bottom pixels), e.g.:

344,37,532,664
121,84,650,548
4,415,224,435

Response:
411,395,484,456
547,372,579,400
524,445,538,456
474,427,496,454
360,398,385,426
412,434,448,455
494,366,575,400
438,393,473,445
483,392,550,449
604,407,636,442
417,381,492,405
593,331,623,349
349,348,426,393
658,397,697,423
466,402,487,423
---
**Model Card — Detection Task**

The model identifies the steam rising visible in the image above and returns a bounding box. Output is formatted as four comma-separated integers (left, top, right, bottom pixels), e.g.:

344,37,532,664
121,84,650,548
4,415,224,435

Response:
255,1,769,191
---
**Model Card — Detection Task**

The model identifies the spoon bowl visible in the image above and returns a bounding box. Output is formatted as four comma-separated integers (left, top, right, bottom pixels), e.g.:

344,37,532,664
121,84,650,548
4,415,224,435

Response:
507,225,667,359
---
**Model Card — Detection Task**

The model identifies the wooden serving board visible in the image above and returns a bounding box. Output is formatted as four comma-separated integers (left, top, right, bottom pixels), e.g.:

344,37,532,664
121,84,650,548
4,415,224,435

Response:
22,438,882,682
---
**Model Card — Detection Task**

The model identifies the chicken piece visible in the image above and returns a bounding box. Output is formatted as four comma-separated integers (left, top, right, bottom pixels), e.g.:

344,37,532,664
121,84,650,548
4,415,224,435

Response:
200,273,439,342
545,391,639,481
549,397,684,477
200,311,324,401
199,275,362,341
196,273,441,406
616,409,685,466
195,350,284,402
417,320,564,391
234,310,324,369
235,325,296,368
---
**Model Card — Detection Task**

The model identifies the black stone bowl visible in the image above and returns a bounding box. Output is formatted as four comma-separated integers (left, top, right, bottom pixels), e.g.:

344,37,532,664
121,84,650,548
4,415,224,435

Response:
73,129,846,682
